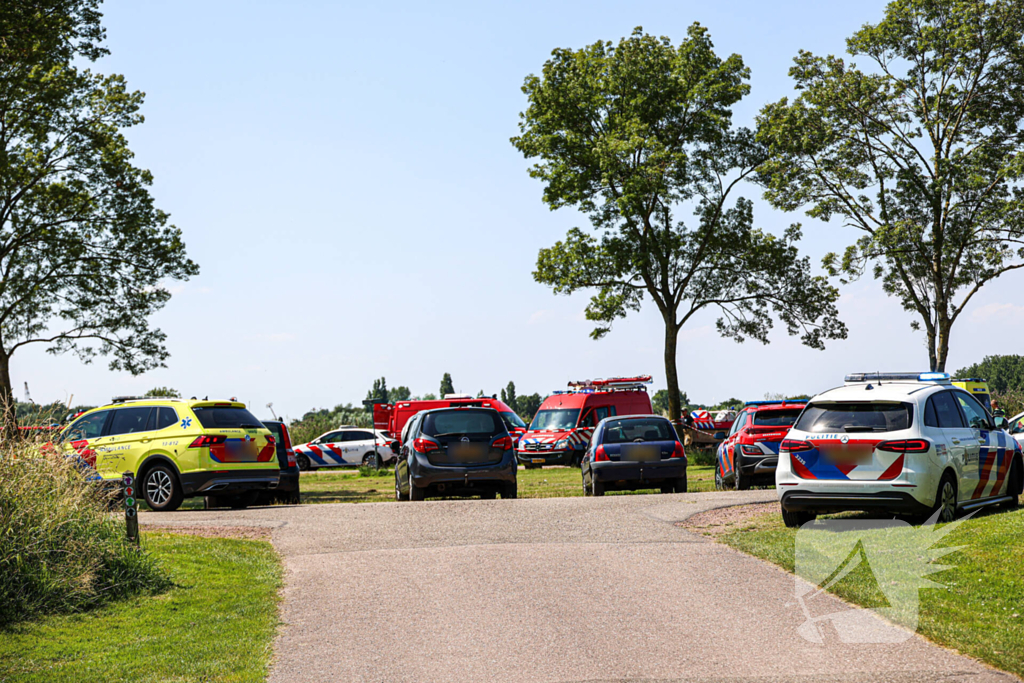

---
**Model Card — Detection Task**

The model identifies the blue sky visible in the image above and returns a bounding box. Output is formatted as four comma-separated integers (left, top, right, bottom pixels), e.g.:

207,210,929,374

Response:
14,0,1024,419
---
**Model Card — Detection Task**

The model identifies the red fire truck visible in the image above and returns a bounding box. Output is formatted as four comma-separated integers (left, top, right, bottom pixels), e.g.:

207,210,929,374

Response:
517,376,654,468
373,394,527,450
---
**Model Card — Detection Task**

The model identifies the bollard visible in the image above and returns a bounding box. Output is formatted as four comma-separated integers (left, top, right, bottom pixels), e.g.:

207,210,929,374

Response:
122,471,139,545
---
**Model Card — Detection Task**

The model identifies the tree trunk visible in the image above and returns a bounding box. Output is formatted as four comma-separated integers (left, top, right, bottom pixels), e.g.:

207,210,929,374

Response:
926,325,938,373
935,320,950,373
0,351,17,440
663,322,682,421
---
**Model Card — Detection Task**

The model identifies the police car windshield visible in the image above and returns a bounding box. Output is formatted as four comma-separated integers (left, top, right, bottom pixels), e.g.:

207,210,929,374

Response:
795,402,913,433
530,409,580,431
753,409,802,427
192,407,264,429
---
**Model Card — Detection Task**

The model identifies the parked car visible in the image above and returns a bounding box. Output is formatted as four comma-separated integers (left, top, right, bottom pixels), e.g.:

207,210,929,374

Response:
394,406,517,500
517,376,654,468
374,394,527,447
581,414,687,496
1009,411,1024,449
57,397,279,511
206,419,300,508
715,400,806,491
777,372,1024,527
292,426,395,470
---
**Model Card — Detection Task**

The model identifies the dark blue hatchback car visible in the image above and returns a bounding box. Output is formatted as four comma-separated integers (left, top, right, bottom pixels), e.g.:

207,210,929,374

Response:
581,415,688,496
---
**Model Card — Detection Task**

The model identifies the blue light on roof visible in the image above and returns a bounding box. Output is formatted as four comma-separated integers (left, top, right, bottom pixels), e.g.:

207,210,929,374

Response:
918,372,950,382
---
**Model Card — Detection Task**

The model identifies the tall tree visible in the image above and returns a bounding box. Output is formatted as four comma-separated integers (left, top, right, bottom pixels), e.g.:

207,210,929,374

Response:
512,26,846,421
515,393,542,422
757,0,1024,371
501,381,517,409
0,1,198,429
439,372,454,397
653,389,688,416
366,377,389,404
145,386,180,398
390,385,411,402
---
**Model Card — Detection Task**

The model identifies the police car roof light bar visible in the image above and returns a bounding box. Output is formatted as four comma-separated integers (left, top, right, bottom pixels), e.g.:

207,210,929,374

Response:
844,372,951,384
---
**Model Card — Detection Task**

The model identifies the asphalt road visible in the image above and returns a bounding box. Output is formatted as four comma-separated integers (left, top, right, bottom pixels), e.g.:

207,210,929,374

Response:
143,490,1018,683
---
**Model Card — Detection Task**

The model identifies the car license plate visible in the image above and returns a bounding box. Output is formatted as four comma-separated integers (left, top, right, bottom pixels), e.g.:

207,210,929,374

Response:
621,444,660,462
447,443,488,463
531,458,545,464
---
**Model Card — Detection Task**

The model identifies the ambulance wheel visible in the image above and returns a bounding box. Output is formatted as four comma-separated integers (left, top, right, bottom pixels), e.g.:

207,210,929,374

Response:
142,464,183,512
1001,457,1022,509
296,453,312,471
781,506,815,528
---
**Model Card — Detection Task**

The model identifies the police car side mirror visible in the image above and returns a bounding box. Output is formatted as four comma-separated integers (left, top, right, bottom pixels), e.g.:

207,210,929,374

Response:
994,416,1009,430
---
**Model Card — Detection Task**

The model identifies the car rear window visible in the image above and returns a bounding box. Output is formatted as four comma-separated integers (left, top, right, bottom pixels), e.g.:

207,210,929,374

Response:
752,409,802,427
192,407,264,429
795,402,913,433
263,422,283,440
530,409,580,431
603,418,675,444
422,410,502,437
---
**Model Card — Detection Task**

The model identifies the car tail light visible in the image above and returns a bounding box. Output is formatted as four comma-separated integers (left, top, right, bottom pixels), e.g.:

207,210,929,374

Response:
780,439,812,452
413,438,439,453
189,435,227,448
492,436,513,451
594,445,610,462
286,448,297,467
741,444,761,455
280,424,293,449
670,441,685,458
877,439,930,453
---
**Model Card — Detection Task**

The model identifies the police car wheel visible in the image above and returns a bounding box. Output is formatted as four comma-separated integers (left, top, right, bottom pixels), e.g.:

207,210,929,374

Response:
143,464,183,512
933,474,958,523
734,447,750,491
781,506,815,528
714,466,724,491
296,454,311,471
1001,457,1022,509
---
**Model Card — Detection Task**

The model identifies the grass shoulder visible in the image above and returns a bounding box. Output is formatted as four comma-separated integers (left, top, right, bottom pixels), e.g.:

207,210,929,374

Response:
700,504,1024,679
0,533,282,683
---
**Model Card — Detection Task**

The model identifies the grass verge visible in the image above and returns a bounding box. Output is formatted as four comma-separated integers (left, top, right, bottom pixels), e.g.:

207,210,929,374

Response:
712,504,1024,679
0,532,282,683
291,462,719,504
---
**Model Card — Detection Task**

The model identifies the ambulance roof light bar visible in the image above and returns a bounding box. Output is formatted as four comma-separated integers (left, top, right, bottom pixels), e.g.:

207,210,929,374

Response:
844,372,951,384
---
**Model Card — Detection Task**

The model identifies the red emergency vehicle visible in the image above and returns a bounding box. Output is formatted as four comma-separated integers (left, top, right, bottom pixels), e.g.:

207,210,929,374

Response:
517,376,654,468
373,394,527,446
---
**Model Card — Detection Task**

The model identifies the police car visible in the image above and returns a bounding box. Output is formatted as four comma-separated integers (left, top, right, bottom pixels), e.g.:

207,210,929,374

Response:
776,372,1024,527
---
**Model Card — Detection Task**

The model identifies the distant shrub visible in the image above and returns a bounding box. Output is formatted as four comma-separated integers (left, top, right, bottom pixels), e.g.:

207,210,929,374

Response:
0,435,169,626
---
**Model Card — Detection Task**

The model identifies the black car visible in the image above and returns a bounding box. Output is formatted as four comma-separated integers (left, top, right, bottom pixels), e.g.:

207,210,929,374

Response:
204,419,300,508
581,415,688,496
395,407,517,500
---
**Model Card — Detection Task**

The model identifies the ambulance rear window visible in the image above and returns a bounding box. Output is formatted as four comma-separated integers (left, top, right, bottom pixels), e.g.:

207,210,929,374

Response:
192,407,264,429
795,402,913,433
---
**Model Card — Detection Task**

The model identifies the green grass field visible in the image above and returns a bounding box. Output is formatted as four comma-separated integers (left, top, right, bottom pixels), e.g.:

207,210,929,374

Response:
295,462,719,504
0,533,282,683
718,506,1024,679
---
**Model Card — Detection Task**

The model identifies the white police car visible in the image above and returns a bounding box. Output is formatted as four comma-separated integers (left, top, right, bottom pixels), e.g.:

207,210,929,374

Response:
776,372,1024,527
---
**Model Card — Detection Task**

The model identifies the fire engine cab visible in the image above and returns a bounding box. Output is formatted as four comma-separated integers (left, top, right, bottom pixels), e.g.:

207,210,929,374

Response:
517,376,654,468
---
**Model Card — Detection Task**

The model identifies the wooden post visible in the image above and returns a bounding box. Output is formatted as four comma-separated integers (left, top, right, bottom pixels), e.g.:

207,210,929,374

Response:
122,471,139,545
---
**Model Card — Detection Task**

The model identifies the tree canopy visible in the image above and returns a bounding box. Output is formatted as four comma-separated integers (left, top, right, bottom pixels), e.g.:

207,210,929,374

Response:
954,355,1024,393
757,0,1024,371
439,373,454,397
513,26,845,420
0,1,197,427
